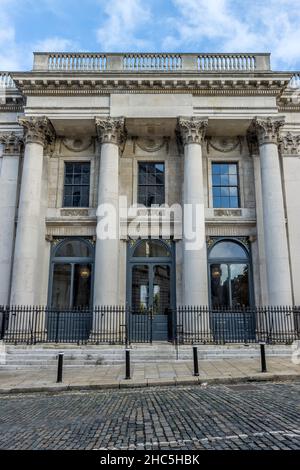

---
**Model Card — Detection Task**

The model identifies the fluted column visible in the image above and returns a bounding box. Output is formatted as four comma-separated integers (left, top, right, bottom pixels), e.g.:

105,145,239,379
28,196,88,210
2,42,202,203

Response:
177,117,209,307
0,132,23,305
93,117,125,306
252,117,292,305
10,117,55,305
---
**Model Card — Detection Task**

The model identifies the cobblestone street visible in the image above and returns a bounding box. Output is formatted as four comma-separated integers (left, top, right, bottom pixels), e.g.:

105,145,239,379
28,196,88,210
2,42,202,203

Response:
0,381,299,450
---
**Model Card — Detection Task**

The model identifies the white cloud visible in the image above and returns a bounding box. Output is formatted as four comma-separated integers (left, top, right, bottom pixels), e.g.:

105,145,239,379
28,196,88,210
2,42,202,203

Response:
0,0,79,70
96,0,153,51
34,37,79,53
164,0,300,69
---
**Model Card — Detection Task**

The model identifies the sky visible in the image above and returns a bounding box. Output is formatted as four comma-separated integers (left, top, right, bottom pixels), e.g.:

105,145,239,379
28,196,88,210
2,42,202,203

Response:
0,0,300,71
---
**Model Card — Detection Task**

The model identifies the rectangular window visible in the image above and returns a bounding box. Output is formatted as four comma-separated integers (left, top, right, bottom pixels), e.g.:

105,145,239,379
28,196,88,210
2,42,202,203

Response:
63,162,90,207
212,162,240,208
138,162,165,207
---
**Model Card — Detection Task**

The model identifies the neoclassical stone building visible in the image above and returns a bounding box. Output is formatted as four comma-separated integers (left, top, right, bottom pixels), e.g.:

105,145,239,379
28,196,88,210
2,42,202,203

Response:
0,52,300,341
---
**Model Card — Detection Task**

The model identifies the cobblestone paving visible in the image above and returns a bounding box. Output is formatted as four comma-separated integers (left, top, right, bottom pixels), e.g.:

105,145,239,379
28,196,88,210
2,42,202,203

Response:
0,381,299,450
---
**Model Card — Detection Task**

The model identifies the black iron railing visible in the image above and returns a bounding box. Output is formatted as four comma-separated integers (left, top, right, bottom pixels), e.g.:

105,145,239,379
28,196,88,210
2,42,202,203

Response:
0,305,299,345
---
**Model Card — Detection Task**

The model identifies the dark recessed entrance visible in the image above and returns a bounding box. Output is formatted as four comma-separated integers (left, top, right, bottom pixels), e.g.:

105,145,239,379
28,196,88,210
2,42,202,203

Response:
127,239,175,342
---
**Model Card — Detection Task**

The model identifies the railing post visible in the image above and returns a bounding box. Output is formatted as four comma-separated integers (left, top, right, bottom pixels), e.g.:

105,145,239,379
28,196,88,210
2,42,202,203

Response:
125,348,131,380
193,346,199,376
260,342,267,372
56,352,64,383
0,306,7,340
55,309,60,344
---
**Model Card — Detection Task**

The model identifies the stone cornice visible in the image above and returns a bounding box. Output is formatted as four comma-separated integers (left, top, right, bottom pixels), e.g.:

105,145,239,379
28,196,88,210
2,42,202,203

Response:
0,131,23,155
11,74,290,97
95,117,126,146
177,117,208,146
250,116,285,146
279,132,300,156
18,116,56,146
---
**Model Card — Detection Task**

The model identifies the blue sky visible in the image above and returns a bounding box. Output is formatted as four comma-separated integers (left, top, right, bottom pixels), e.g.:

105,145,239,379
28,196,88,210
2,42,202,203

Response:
1,0,300,71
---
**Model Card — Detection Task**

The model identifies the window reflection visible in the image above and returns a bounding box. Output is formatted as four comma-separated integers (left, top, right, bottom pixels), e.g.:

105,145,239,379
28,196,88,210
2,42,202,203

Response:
209,240,251,308
210,264,229,308
230,264,249,307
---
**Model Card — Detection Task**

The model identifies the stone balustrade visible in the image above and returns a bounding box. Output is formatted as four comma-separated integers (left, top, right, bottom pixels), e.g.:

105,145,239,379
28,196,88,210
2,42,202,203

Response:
0,72,17,89
33,52,271,72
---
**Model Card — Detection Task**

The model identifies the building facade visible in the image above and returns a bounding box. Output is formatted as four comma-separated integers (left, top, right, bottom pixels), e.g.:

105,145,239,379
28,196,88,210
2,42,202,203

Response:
0,52,300,342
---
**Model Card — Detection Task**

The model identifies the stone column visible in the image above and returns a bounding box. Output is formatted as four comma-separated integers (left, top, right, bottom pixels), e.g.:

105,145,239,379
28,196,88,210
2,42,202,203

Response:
93,117,125,306
10,117,55,306
252,117,292,305
0,132,22,305
177,117,209,308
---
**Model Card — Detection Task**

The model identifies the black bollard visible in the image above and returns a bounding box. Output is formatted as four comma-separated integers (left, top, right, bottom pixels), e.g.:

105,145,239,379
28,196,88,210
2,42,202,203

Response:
56,352,64,383
125,349,131,380
260,342,267,373
193,346,199,376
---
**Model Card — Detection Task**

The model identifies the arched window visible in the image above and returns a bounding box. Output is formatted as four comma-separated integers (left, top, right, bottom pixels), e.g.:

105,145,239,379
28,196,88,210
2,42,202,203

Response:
208,239,251,308
49,238,94,308
132,239,171,258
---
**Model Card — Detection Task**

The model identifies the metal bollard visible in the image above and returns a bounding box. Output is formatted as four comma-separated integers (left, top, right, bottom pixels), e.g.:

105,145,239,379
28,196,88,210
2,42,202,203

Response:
125,349,131,380
193,346,199,376
260,342,267,373
56,352,64,383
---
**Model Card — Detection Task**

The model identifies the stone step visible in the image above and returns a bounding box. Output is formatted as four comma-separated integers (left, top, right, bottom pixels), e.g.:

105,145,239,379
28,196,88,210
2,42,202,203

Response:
1,343,294,367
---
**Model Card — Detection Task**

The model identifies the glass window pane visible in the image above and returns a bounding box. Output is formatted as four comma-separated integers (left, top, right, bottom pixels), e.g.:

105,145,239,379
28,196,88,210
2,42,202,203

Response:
212,175,221,185
64,186,72,196
220,164,229,175
74,174,81,184
213,196,221,208
220,174,229,185
155,163,164,173
81,173,90,184
73,163,82,173
56,240,91,258
229,164,237,174
73,264,92,307
64,175,72,185
132,265,149,311
133,240,170,258
82,164,90,173
153,265,170,314
229,197,239,208
229,175,237,185
220,197,229,207
221,187,229,197
210,264,229,308
65,164,73,174
64,195,72,207
51,264,71,308
209,241,248,260
212,164,220,174
213,187,221,197
229,187,238,197
230,264,249,307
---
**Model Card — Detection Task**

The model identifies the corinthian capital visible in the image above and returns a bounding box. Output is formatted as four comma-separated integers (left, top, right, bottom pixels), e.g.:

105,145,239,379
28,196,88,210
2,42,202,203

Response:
279,132,300,156
95,117,126,146
18,116,56,146
251,116,285,146
0,132,23,155
177,117,208,146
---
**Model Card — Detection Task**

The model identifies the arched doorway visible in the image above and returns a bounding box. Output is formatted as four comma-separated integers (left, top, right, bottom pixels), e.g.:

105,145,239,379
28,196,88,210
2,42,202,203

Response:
208,238,255,341
47,238,94,341
127,239,175,341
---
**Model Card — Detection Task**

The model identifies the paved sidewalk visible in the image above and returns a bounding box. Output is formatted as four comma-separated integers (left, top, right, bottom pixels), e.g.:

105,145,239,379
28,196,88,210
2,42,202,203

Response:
0,357,299,394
